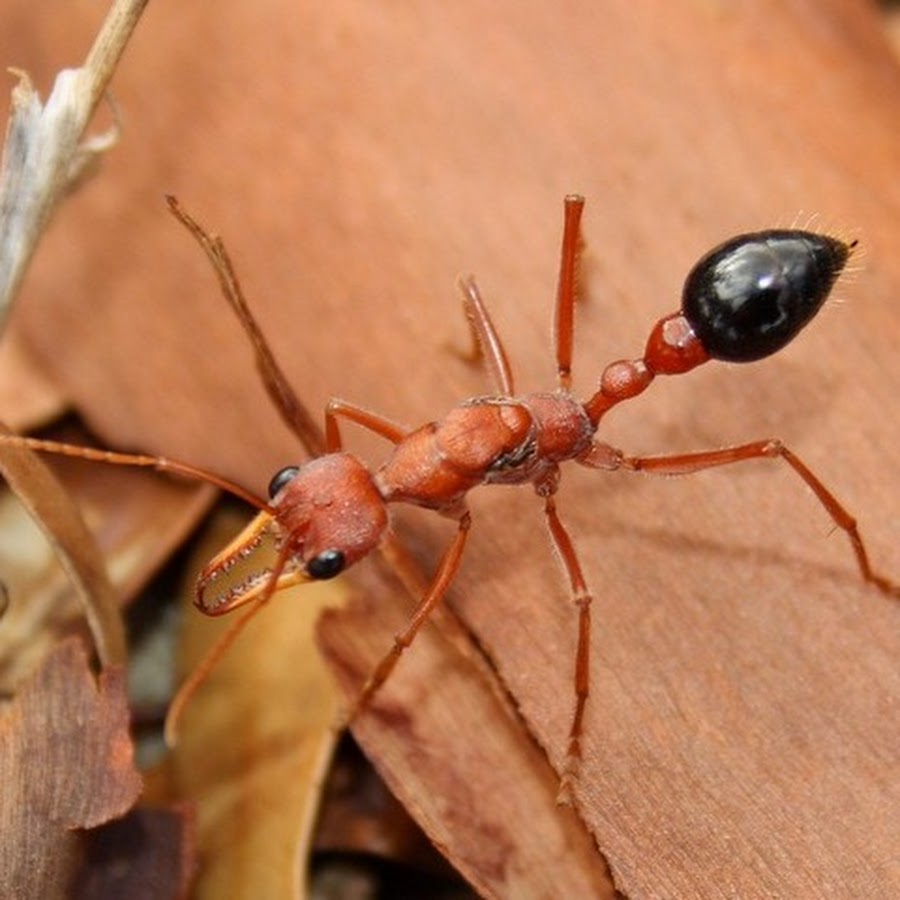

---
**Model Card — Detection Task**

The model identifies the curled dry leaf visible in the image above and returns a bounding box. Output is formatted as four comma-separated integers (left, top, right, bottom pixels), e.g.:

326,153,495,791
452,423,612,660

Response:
0,422,124,669
0,421,216,695
0,637,141,899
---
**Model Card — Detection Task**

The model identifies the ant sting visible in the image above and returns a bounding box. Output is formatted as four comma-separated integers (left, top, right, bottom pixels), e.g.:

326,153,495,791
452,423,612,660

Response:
2,195,897,799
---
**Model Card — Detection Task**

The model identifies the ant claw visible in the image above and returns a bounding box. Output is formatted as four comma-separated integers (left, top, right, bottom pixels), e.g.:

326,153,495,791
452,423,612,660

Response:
555,756,581,807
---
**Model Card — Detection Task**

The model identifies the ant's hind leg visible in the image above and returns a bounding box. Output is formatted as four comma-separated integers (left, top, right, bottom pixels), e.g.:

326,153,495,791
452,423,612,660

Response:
541,491,594,804
583,438,899,598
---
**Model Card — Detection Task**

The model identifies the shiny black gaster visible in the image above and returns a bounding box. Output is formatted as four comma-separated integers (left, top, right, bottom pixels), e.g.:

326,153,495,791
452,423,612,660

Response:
682,230,853,362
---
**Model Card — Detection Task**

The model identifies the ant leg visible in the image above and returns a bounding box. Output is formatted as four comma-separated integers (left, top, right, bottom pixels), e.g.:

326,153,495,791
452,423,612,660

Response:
542,492,593,803
554,195,585,391
343,511,472,722
166,196,327,458
456,278,515,395
324,398,408,453
586,438,899,598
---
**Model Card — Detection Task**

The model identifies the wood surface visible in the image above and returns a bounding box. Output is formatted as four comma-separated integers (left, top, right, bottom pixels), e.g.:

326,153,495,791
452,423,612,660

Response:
1,2,898,896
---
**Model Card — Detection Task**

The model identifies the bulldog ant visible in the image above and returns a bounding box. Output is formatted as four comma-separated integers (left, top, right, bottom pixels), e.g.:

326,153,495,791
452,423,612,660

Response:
2,195,897,796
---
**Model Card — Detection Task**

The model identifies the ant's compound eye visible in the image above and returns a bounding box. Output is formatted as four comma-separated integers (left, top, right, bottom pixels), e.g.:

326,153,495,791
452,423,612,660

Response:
682,230,853,362
305,549,346,580
267,466,300,499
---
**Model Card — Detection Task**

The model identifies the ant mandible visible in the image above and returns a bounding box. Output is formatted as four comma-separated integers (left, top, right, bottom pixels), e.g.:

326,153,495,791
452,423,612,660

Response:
4,195,897,796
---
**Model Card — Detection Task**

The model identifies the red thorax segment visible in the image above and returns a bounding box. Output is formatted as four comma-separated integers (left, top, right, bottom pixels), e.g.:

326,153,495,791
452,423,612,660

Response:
523,393,594,464
376,394,594,511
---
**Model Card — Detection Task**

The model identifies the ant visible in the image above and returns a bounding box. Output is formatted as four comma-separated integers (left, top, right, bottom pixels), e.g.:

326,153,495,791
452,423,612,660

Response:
2,195,897,797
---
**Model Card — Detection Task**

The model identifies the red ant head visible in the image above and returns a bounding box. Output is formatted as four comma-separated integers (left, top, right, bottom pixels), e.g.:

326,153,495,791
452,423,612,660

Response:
195,453,388,615
268,453,389,578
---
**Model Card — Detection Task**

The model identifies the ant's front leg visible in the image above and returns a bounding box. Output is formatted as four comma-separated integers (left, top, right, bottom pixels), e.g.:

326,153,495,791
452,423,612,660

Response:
324,398,408,452
580,439,899,599
343,510,473,724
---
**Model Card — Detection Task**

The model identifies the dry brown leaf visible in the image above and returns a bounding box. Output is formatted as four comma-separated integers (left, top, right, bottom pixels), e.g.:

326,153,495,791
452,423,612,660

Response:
0,332,67,429
0,637,141,898
3,2,900,897
313,736,464,877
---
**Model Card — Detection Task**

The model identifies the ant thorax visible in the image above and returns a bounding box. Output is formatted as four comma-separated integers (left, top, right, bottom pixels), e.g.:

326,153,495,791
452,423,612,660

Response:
375,393,594,510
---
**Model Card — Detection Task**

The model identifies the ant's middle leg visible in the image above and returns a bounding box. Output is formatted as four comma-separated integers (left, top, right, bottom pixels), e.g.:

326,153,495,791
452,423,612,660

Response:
455,277,515,396
580,439,899,598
